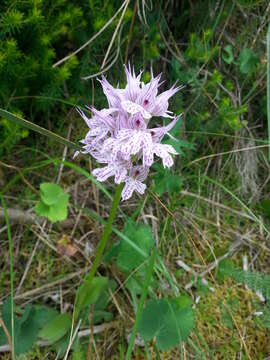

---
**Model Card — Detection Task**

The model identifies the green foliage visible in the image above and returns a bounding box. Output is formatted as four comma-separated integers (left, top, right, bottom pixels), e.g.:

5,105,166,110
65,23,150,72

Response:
0,277,115,357
153,164,182,196
105,220,155,300
0,298,59,355
35,182,69,222
138,296,194,350
237,48,258,74
186,30,219,63
74,276,108,320
0,0,122,154
38,313,72,343
116,220,154,272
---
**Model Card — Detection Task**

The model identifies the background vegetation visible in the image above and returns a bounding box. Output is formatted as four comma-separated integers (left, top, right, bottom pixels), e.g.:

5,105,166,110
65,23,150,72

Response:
1,0,270,358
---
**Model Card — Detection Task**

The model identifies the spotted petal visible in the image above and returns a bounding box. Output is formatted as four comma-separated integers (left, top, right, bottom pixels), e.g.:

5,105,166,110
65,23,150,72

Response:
121,100,151,119
153,143,178,168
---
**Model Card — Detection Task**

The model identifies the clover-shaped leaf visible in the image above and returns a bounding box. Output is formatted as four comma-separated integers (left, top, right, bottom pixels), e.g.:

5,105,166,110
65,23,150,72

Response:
35,183,69,223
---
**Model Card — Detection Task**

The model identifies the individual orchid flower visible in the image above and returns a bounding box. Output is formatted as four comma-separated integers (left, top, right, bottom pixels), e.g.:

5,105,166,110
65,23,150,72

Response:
121,166,149,201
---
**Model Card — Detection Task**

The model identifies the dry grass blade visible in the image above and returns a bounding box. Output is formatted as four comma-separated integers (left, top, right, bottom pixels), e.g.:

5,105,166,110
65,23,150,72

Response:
188,144,270,166
101,0,129,70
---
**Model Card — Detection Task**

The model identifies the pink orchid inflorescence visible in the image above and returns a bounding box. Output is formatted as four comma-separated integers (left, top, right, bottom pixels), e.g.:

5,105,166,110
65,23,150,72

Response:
76,65,182,200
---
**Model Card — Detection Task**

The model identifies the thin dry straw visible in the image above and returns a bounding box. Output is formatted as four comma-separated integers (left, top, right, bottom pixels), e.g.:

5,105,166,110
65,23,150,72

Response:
82,24,123,80
100,0,130,70
52,0,128,68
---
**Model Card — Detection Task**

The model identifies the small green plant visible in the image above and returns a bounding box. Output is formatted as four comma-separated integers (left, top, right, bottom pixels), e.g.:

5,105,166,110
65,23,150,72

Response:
35,183,69,222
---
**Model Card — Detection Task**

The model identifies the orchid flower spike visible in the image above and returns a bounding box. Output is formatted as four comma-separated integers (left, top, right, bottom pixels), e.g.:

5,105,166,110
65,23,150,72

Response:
76,64,182,200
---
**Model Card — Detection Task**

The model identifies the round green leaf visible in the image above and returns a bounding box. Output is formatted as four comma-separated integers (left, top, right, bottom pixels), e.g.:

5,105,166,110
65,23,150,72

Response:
40,183,64,205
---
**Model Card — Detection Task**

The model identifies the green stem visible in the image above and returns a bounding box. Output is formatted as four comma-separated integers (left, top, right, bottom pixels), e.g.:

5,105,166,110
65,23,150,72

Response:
87,183,123,282
0,195,15,359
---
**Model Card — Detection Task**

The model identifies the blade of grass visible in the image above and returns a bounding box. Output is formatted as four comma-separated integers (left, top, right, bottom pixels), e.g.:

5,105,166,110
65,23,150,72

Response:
125,249,157,360
267,23,270,160
0,109,81,151
0,195,15,360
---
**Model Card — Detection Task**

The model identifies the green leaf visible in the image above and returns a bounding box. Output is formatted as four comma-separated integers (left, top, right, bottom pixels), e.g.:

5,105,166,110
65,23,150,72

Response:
35,183,69,223
15,305,41,354
175,295,193,309
138,298,194,351
222,45,234,64
40,183,64,205
72,339,86,360
116,221,154,272
237,48,258,74
38,313,72,343
35,200,50,217
31,305,59,328
74,276,108,320
47,193,69,222
0,300,58,355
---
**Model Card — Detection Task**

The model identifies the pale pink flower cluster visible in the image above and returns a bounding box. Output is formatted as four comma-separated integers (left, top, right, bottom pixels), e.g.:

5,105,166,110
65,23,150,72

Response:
76,65,182,200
